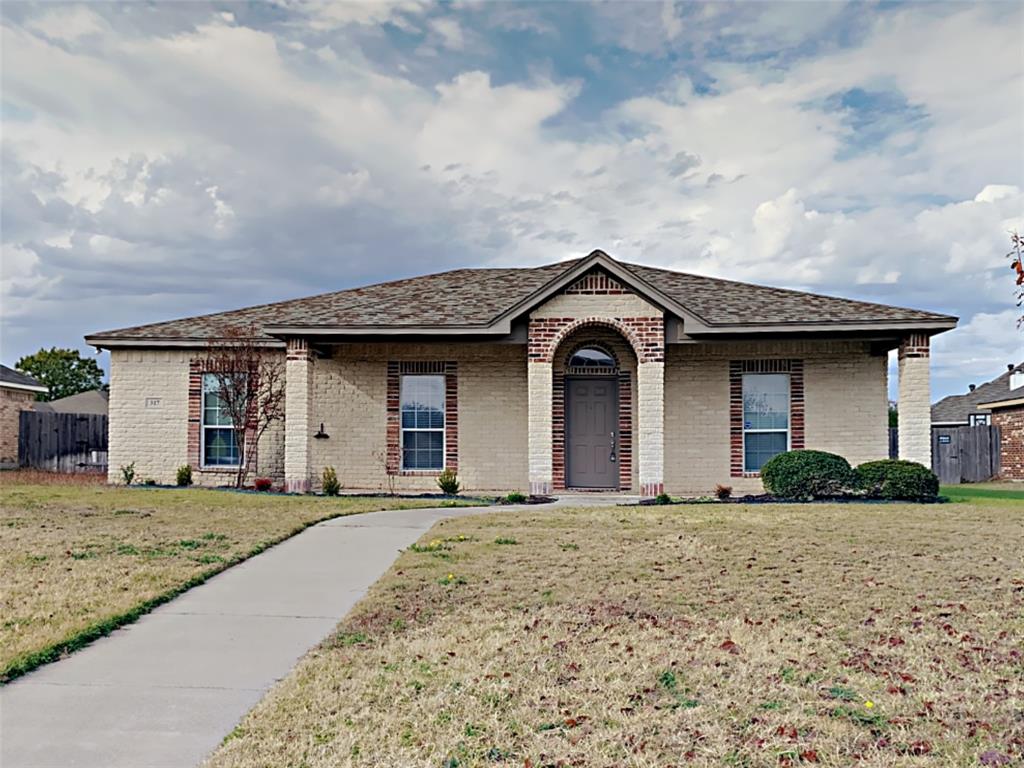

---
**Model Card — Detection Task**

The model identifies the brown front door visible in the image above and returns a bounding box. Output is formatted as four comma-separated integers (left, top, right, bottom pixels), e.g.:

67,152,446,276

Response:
566,377,619,489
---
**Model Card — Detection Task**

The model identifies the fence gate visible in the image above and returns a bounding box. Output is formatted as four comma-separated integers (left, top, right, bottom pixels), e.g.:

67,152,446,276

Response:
930,425,1001,484
18,411,109,473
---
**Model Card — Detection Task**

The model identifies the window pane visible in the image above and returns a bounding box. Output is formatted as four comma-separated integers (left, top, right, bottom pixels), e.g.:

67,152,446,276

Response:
204,427,240,466
402,429,443,470
743,374,790,431
744,432,787,473
202,375,234,426
401,375,445,432
568,347,615,369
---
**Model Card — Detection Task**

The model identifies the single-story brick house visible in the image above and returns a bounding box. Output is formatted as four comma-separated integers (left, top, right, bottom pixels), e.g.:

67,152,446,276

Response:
931,362,1023,427
977,366,1024,480
85,251,956,495
0,364,47,469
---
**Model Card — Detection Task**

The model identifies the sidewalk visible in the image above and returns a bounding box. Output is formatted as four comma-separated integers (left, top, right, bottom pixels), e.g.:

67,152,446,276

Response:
0,505,495,768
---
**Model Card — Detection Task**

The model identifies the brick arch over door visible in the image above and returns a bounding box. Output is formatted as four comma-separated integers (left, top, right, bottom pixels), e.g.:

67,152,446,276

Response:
529,316,664,365
549,323,640,492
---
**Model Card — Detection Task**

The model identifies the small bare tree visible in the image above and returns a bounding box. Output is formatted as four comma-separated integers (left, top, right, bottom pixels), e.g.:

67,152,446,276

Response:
204,324,286,488
1009,230,1024,327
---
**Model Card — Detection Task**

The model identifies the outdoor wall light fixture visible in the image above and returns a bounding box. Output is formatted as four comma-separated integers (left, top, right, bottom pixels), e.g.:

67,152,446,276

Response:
314,423,329,439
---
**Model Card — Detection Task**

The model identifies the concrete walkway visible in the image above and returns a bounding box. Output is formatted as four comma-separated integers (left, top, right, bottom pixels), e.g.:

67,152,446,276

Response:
0,504,502,768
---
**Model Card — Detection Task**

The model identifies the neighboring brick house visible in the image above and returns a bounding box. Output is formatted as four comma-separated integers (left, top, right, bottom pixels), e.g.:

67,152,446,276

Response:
977,366,1024,480
931,362,1023,427
0,364,48,469
85,250,957,495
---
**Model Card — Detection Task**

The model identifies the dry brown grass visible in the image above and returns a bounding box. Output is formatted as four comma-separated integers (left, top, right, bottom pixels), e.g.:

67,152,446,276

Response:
0,482,459,680
207,503,1024,768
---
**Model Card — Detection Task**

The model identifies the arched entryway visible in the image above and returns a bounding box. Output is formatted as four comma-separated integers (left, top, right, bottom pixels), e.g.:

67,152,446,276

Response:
551,328,638,491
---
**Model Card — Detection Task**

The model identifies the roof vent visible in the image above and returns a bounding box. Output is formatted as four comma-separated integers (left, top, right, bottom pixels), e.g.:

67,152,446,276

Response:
969,384,976,392
1009,363,1016,372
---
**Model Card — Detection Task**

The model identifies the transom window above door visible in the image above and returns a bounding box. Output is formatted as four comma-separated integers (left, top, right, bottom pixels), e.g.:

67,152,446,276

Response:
567,346,616,371
400,374,445,470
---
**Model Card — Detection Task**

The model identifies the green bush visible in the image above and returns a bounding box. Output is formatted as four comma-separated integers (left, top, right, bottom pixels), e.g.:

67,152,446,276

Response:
505,491,528,504
175,464,193,487
120,462,135,486
654,492,672,505
854,460,939,500
436,468,460,496
760,450,853,499
322,466,341,496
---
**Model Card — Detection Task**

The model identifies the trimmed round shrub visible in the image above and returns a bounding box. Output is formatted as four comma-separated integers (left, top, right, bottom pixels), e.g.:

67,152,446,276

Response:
854,460,938,500
760,450,854,499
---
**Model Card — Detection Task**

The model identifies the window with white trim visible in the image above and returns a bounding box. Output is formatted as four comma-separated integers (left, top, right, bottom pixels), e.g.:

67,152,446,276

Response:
400,374,445,470
202,373,241,467
742,373,790,472
969,413,991,426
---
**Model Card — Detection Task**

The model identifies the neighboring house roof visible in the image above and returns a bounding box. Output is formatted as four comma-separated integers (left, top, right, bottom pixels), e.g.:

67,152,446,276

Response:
978,396,1024,411
33,389,109,415
85,250,957,347
931,363,1024,424
0,364,47,394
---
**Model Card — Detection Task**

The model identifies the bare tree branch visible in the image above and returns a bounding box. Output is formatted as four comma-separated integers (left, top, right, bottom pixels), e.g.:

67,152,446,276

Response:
203,325,286,488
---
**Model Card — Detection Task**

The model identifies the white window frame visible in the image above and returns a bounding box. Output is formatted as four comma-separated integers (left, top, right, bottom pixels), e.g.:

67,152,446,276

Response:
399,374,446,472
201,373,241,469
742,372,791,473
969,413,991,427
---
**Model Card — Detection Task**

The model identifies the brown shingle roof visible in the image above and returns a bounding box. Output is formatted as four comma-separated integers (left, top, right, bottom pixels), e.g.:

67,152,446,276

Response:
624,262,953,326
86,252,956,344
931,363,1024,424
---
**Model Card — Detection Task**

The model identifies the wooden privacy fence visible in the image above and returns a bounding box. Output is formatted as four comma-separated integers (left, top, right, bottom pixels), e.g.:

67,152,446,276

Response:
889,425,1001,484
18,412,108,473
931,425,1001,485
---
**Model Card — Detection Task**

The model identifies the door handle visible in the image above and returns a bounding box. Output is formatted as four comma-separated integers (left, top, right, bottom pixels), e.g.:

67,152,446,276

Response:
609,431,617,463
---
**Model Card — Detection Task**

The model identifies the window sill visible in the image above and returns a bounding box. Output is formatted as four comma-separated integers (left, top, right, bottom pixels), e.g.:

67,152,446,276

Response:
198,466,241,473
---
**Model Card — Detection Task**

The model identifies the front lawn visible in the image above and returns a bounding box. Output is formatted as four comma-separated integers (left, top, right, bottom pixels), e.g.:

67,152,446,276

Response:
0,476,466,682
208,503,1023,767
941,483,1024,505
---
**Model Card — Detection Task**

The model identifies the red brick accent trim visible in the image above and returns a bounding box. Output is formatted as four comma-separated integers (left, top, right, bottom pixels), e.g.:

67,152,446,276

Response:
385,361,458,476
552,370,565,490
529,317,664,364
564,271,631,295
729,359,805,478
286,337,313,361
898,333,930,359
991,406,1023,480
618,371,633,491
188,359,258,476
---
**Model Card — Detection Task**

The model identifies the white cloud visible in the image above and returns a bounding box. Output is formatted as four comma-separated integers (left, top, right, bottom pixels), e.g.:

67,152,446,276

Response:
1,0,1021,394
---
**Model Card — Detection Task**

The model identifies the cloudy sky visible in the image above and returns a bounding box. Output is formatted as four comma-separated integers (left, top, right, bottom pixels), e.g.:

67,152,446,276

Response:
2,0,1022,398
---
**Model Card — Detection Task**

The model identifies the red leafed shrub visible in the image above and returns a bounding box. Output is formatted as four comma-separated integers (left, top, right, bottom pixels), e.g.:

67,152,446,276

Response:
253,477,273,492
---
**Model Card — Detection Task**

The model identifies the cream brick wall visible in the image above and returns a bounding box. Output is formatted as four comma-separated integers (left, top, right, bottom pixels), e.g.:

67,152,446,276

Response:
284,350,312,492
108,349,191,484
1,388,36,466
664,340,888,496
527,361,553,494
309,342,529,493
898,354,931,466
107,349,285,486
637,361,665,493
530,292,661,319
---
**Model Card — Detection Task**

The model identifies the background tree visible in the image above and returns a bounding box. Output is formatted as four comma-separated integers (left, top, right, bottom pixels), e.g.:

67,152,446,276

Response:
15,347,104,401
203,324,286,488
1009,230,1023,327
